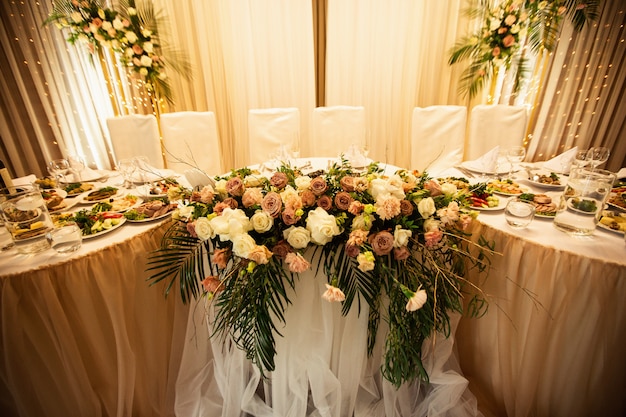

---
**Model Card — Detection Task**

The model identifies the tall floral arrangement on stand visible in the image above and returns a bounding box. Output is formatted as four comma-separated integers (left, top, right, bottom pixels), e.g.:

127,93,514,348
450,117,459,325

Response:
449,0,600,100
147,160,494,387
45,0,190,106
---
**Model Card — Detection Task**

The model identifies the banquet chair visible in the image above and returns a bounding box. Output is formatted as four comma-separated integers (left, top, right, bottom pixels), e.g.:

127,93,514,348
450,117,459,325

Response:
465,104,528,161
247,107,300,166
311,105,366,158
106,114,164,169
410,105,467,175
160,111,224,176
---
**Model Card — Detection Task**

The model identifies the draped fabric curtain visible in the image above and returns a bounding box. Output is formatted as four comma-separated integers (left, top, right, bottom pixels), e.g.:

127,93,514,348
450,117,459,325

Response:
526,1,626,170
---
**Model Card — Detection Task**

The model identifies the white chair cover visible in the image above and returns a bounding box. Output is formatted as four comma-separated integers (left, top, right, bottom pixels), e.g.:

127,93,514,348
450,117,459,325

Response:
465,105,527,161
106,114,164,169
410,106,467,175
248,108,300,166
311,106,366,158
161,111,224,176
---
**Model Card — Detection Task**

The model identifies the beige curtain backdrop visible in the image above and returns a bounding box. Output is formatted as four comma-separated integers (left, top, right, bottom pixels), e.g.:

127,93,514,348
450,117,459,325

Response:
0,0,624,176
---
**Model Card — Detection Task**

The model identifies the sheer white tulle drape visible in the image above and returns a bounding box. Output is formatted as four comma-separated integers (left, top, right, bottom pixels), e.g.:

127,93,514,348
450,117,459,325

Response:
324,0,469,168
153,0,316,170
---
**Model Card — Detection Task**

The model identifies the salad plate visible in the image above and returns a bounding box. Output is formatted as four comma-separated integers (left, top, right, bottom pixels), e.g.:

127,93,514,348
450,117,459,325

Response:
125,211,173,223
488,180,528,196
78,187,122,204
90,195,142,213
473,200,507,211
82,216,127,239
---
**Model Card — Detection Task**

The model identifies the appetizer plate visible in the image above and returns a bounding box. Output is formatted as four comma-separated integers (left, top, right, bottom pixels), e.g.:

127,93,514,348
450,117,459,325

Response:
90,196,142,213
48,197,80,214
78,188,123,204
125,211,173,223
597,221,624,235
525,177,565,190
472,197,508,211
135,184,168,198
82,217,127,239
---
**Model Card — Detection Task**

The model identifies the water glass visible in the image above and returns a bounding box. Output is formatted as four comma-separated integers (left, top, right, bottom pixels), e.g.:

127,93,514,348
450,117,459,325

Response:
0,220,14,251
117,158,137,189
504,199,535,229
46,223,82,254
0,186,53,254
553,167,616,236
506,146,526,178
48,159,71,183
67,155,86,182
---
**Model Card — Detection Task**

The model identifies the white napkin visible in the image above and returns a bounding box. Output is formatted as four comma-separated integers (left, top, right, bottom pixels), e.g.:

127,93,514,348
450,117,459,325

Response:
462,146,500,173
542,147,578,174
66,166,104,182
12,174,37,187
616,167,626,180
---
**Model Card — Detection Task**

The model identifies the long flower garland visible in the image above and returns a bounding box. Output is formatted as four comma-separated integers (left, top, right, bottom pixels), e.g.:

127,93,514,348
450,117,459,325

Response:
148,160,493,387
45,0,188,104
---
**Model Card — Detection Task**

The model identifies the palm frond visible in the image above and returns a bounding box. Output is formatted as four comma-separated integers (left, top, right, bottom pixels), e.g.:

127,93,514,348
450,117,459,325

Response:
565,0,601,31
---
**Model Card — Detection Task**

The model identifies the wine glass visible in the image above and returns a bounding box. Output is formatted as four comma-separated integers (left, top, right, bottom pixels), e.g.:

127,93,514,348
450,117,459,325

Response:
586,147,610,170
133,155,151,186
67,155,86,182
117,158,137,189
48,159,71,184
362,129,371,159
506,146,526,179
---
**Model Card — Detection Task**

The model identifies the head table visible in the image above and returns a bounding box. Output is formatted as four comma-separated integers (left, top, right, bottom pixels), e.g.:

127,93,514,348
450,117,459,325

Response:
0,161,624,417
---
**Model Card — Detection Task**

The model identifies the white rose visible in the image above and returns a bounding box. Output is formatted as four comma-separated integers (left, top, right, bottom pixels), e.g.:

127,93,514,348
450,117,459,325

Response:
280,185,298,203
127,7,137,16
139,68,148,76
351,213,372,231
386,175,406,199
142,29,152,38
140,55,152,67
510,23,520,34
113,17,124,30
490,18,501,31
143,42,154,54
209,208,252,241
538,1,548,10
244,175,262,187
294,175,312,190
98,8,105,19
441,183,457,196
125,31,138,44
173,205,193,221
306,207,341,245
125,47,134,58
417,197,436,219
194,217,215,241
70,12,82,23
423,218,440,233
102,21,112,31
231,233,256,259
251,210,273,233
158,71,167,80
214,179,228,197
393,225,412,248
283,226,311,249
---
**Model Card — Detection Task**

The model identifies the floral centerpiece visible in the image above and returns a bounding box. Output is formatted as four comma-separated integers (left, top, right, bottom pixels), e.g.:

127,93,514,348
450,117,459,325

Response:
148,160,493,387
45,0,189,104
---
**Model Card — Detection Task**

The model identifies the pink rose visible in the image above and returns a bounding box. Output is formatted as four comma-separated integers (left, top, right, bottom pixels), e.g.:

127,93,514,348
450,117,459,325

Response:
400,200,414,216
285,252,310,273
348,200,364,215
492,46,501,57
424,230,443,248
281,208,300,226
502,34,515,48
316,195,333,211
334,191,353,211
187,222,198,238
242,188,263,208
261,192,283,218
345,243,361,258
340,176,355,192
393,246,411,261
213,248,230,269
132,44,143,55
369,231,394,256
310,176,328,196
270,172,289,189
423,180,442,197
226,176,245,197
271,240,292,259
201,276,223,294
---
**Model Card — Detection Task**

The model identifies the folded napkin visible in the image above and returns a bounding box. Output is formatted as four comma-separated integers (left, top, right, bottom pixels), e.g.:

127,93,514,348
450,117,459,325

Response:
65,166,104,182
462,146,500,173
616,167,626,180
12,174,37,187
542,147,578,174
132,167,177,183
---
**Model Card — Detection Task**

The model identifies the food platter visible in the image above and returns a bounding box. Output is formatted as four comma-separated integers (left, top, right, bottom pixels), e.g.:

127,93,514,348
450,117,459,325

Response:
473,200,507,211
82,217,127,239
526,177,565,190
125,211,172,223
123,200,177,222
488,180,528,196
598,211,626,235
78,187,122,204
90,195,142,213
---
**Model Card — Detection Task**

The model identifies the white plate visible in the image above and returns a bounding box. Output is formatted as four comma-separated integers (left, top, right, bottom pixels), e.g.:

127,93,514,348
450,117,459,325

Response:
535,212,556,219
460,161,509,176
472,197,508,211
48,197,80,214
82,217,127,239
126,211,173,223
597,221,625,235
90,196,143,213
135,184,168,198
78,188,123,204
525,178,565,190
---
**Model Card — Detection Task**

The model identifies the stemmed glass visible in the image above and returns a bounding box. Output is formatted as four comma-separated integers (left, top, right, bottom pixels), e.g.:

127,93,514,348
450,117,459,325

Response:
506,146,526,179
48,159,71,184
586,147,610,170
67,155,86,182
117,158,137,189
133,155,151,186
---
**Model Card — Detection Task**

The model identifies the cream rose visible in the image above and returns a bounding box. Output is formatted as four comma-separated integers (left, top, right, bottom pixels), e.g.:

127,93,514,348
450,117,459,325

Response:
194,217,215,241
283,226,311,249
406,289,427,312
125,31,138,43
306,207,341,245
231,233,256,258
393,225,412,248
294,175,312,190
209,208,252,241
357,251,375,272
441,183,457,197
251,210,273,233
417,197,436,219
369,177,405,200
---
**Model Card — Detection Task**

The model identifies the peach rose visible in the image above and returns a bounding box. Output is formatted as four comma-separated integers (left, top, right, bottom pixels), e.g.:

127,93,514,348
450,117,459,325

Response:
248,245,272,265
222,197,238,210
300,189,316,207
242,188,264,208
348,200,364,215
281,208,300,226
334,191,353,211
492,46,501,57
502,34,515,48
270,172,289,189
316,195,333,211
285,252,310,273
424,230,443,248
340,176,355,192
212,248,230,269
261,192,283,218
369,231,394,256
322,284,345,302
423,180,442,197
393,246,411,261
202,275,223,294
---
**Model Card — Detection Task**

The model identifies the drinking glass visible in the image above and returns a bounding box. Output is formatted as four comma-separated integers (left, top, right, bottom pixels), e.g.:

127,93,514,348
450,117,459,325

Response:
48,159,71,183
572,150,590,169
67,155,86,182
134,155,151,186
504,199,535,229
506,146,526,179
586,147,610,170
117,158,137,189
46,223,82,254
553,167,616,235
